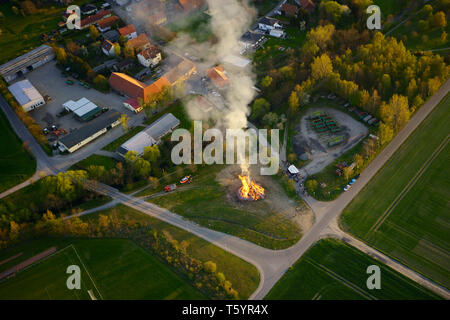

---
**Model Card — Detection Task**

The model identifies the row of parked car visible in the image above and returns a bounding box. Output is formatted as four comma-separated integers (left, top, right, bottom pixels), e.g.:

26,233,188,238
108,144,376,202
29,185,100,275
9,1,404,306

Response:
343,174,360,192
325,93,380,127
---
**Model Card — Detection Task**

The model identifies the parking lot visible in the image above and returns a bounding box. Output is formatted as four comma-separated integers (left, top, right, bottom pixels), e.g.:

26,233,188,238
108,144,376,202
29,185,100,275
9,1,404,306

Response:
26,61,139,141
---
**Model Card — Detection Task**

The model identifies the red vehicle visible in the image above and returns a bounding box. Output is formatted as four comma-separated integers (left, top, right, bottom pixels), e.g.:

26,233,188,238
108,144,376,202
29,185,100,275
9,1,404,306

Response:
164,184,177,192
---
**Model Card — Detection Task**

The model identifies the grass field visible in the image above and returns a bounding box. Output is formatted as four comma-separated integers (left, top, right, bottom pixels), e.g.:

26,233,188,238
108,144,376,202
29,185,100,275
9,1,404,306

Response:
70,154,118,171
0,238,204,299
83,205,260,299
0,108,36,193
102,126,145,152
340,93,450,289
148,164,302,249
265,239,441,300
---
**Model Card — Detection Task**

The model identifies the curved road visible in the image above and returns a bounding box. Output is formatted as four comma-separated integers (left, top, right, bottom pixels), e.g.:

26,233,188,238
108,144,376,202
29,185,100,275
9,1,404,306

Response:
0,79,449,299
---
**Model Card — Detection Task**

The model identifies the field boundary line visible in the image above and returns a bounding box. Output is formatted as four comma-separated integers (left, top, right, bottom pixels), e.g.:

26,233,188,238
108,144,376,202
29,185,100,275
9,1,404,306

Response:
368,135,449,236
305,258,377,300
70,244,104,300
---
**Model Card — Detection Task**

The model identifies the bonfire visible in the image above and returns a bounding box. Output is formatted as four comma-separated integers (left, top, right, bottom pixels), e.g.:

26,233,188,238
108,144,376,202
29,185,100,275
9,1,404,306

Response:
238,175,265,201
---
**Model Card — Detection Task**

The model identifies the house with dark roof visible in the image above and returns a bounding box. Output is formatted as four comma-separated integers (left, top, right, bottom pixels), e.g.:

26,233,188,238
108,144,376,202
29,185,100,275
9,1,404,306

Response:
239,31,266,54
59,110,121,153
258,16,282,32
102,30,120,43
102,40,116,56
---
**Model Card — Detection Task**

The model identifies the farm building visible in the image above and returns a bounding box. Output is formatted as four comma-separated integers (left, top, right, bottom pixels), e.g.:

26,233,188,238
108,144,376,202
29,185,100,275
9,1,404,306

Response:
8,80,45,112
62,98,101,121
0,45,55,83
59,110,121,153
117,113,180,157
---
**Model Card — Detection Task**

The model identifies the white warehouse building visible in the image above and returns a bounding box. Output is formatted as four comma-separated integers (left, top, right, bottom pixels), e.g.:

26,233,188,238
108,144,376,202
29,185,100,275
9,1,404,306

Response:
8,79,45,112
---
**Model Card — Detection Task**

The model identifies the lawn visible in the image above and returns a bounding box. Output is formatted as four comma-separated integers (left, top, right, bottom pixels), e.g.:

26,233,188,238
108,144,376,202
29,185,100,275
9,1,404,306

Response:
0,238,204,299
340,93,450,289
265,239,441,300
0,108,36,194
102,126,145,152
250,0,280,16
70,154,118,171
83,204,260,299
148,164,302,249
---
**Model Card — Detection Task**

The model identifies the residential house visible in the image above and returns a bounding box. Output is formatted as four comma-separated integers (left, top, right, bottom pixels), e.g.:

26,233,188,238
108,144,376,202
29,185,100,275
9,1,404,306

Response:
119,24,137,40
127,34,151,52
115,59,134,72
239,31,265,54
258,16,282,32
102,30,120,42
281,3,300,17
206,65,230,89
97,16,120,32
81,4,98,15
102,40,116,56
137,46,162,68
79,10,112,29
298,0,316,13
123,97,143,113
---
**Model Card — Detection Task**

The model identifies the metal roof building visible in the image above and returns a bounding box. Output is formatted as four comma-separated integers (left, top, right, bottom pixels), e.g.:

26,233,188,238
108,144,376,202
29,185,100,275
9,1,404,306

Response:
59,110,121,153
117,113,180,156
62,98,101,121
0,45,55,83
8,79,45,112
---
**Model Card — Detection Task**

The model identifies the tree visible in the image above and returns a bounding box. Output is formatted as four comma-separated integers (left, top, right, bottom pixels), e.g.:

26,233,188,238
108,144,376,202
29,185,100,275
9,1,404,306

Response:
321,0,342,23
288,90,299,114
119,114,130,132
114,44,121,56
143,145,161,164
124,44,135,59
378,122,394,145
147,176,160,190
432,11,447,28
260,75,273,88
89,25,99,40
306,24,335,51
379,94,410,132
353,153,364,169
204,261,217,273
54,47,67,65
306,179,318,193
262,112,279,127
343,166,353,180
311,54,333,80
250,98,270,121
286,179,296,193
93,74,108,91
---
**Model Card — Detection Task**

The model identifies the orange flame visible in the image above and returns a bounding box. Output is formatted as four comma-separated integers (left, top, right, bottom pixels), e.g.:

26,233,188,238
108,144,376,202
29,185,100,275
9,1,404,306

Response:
238,175,265,200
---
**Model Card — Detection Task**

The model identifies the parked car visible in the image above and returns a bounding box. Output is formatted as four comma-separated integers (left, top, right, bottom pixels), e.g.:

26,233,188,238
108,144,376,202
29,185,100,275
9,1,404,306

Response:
43,127,49,134
66,79,74,85
344,184,351,191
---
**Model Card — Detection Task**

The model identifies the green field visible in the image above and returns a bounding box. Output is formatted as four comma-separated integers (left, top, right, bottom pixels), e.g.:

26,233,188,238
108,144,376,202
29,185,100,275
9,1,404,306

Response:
148,165,302,249
85,204,260,299
340,93,450,289
71,154,118,171
0,238,204,299
265,239,440,300
0,108,36,193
